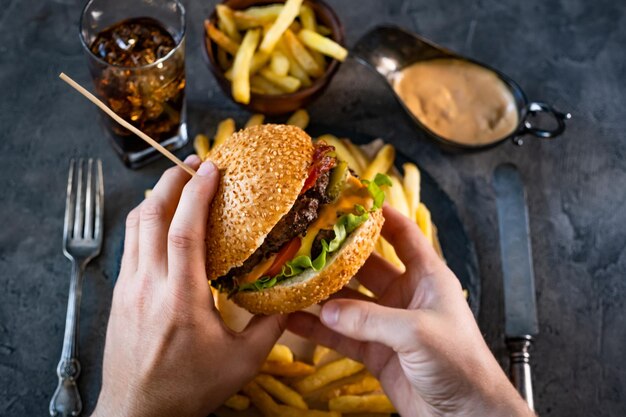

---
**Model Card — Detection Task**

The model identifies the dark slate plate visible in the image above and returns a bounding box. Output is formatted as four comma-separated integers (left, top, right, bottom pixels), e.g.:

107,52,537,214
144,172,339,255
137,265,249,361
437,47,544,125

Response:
307,124,481,316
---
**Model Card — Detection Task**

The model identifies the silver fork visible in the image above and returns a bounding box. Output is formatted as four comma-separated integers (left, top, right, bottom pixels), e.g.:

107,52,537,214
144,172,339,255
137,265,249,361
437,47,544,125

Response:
50,159,104,417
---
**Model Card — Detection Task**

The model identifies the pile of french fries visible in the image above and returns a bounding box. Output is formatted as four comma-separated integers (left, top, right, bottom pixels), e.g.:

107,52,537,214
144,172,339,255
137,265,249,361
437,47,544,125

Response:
221,343,396,416
205,0,348,104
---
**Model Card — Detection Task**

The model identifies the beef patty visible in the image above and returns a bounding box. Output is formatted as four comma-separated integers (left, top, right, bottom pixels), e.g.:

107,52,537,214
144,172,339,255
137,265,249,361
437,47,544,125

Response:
215,169,333,287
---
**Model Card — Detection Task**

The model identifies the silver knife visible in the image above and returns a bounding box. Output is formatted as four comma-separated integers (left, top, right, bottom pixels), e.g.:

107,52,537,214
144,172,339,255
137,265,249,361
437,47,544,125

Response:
493,163,539,411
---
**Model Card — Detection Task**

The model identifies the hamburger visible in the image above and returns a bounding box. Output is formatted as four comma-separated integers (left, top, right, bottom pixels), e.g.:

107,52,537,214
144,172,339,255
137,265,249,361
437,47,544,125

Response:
206,124,389,314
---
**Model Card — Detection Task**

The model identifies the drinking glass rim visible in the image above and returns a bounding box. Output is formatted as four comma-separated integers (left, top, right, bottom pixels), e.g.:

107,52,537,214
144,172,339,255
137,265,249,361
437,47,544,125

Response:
78,0,186,71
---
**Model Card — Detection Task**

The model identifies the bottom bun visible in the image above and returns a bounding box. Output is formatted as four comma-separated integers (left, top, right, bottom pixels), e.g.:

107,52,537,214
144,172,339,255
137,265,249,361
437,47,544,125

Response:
232,210,384,315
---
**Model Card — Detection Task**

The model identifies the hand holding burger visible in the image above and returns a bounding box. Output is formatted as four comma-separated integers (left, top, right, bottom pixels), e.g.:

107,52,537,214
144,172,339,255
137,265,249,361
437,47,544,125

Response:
91,156,285,417
288,206,534,417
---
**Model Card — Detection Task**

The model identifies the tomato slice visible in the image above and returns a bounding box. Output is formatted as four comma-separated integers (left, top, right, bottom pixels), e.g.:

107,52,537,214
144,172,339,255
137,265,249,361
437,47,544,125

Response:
301,143,336,195
264,237,302,278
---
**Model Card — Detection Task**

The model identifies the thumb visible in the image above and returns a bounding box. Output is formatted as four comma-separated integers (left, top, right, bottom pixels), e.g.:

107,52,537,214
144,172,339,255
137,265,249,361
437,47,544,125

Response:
241,314,287,364
320,300,420,353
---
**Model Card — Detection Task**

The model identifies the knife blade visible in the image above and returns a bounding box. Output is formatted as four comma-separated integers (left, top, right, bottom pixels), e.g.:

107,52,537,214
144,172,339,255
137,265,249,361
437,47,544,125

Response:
493,163,538,411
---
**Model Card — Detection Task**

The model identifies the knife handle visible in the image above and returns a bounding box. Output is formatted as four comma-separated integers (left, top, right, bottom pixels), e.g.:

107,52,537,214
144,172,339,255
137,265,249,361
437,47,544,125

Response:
506,335,534,411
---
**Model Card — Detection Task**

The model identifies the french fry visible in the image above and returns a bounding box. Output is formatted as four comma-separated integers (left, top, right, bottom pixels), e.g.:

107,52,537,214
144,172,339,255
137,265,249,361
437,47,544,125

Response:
250,51,271,74
261,360,316,377
144,189,152,199
224,394,250,411
323,373,382,400
329,394,397,414
205,20,240,55
241,4,284,20
259,0,303,53
232,11,270,30
243,381,279,417
310,49,327,70
251,74,284,95
275,406,341,417
299,4,316,32
232,4,283,30
295,358,365,394
317,134,364,175
432,223,444,258
341,139,369,176
259,67,301,93
286,109,310,129
276,39,312,87
387,175,410,218
416,202,433,245
379,237,404,270
266,343,293,363
374,238,384,257
231,28,261,104
357,284,375,298
270,50,290,76
278,403,340,416
193,133,209,160
216,48,231,71
298,29,348,61
245,113,265,127
312,345,331,366
362,144,395,180
255,374,308,410
338,374,382,396
317,24,333,36
215,4,241,42
213,118,236,149
402,162,421,220
245,384,339,417
284,29,324,77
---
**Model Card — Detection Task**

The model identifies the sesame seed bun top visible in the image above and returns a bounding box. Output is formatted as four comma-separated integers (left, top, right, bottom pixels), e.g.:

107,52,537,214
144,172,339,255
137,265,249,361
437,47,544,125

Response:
205,124,314,280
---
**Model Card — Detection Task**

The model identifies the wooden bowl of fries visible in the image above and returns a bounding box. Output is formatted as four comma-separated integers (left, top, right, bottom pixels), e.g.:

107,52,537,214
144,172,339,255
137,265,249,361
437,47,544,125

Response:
203,0,346,115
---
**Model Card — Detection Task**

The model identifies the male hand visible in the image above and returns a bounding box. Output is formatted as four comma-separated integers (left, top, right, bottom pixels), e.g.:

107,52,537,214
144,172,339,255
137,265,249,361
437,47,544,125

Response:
288,206,533,417
92,156,285,417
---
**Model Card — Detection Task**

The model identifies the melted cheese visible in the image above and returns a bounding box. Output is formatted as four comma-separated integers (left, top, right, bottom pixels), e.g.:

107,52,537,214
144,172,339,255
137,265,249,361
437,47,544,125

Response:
238,254,276,285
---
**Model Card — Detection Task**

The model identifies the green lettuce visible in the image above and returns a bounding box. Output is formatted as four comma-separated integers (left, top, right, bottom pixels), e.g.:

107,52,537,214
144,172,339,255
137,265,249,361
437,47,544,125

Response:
361,173,393,210
234,173,391,294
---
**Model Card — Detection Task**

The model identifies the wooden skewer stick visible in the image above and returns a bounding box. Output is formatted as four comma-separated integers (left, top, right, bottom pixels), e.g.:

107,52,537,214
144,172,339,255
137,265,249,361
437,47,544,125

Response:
59,72,196,177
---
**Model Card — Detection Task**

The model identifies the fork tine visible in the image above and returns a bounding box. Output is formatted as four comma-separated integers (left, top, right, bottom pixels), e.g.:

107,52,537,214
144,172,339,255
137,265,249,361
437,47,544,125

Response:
94,159,104,242
73,159,85,239
83,159,94,239
63,160,76,244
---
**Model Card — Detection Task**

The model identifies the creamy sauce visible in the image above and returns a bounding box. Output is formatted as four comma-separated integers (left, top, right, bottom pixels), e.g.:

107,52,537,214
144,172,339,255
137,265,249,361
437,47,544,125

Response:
392,58,518,145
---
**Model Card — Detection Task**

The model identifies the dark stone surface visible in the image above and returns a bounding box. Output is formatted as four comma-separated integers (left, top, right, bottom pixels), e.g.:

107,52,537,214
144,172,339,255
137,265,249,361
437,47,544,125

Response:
0,0,624,415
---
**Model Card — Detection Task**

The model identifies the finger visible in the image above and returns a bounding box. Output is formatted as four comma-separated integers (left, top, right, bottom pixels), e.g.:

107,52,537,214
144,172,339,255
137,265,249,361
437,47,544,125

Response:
382,205,440,272
241,314,288,366
327,286,375,302
167,160,219,299
119,206,140,280
354,252,403,297
138,155,202,276
319,299,421,353
286,311,365,362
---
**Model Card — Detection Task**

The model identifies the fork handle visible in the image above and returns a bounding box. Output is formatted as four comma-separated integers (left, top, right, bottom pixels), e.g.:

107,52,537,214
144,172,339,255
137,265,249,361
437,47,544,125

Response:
50,261,84,417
